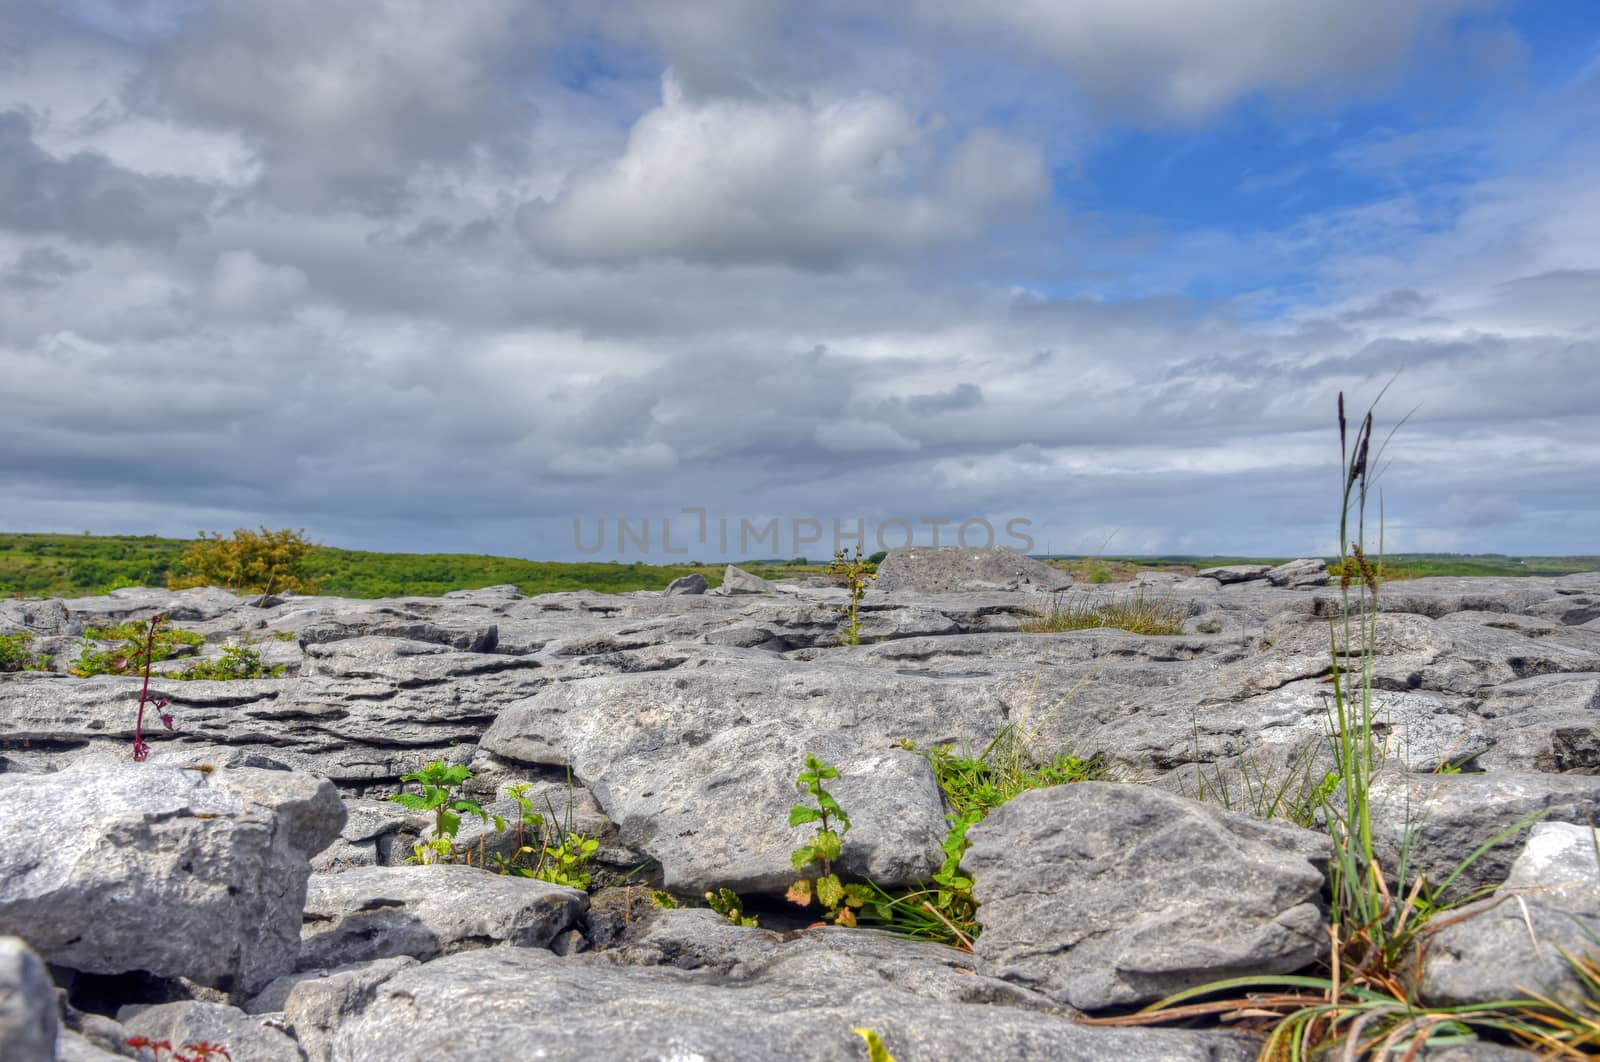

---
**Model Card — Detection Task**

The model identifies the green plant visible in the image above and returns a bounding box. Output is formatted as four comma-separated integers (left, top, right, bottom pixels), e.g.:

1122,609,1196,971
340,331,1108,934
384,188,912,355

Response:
389,761,489,865
173,640,285,681
0,631,50,672
851,1028,898,1061
829,547,876,645
1099,388,1562,1057
487,781,600,889
168,527,320,596
71,619,203,677
1020,588,1186,636
272,629,297,642
650,890,681,909
706,887,758,927
786,754,872,926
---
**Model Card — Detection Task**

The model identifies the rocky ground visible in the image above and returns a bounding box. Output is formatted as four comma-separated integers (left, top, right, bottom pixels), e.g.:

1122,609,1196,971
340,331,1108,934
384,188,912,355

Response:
2,546,1599,1060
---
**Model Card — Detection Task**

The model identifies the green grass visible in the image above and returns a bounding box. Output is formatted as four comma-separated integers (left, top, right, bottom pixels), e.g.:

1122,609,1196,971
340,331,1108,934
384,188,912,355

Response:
2,532,1593,600
1020,587,1189,636
1046,553,1600,581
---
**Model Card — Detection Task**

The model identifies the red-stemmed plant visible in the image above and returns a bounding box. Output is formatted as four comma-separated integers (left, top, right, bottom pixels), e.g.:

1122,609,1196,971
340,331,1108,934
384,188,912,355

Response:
129,613,175,762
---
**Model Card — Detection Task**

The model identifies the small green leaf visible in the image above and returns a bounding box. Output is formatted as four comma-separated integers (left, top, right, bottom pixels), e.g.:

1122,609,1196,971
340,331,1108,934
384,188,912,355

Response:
852,1028,897,1062
789,805,824,827
388,793,431,811
816,873,845,909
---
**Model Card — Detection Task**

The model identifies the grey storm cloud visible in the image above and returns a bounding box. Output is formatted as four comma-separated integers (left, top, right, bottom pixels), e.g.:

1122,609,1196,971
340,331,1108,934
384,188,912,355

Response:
0,0,1596,560
0,111,210,245
1,246,85,290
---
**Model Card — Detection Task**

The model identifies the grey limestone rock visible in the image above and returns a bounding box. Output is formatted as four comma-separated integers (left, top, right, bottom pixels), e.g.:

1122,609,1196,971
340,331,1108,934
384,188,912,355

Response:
1420,821,1600,1008
874,545,1073,593
298,865,587,970
0,936,57,1062
663,572,709,595
0,761,344,993
714,565,772,595
325,945,1258,1062
968,781,1331,1010
120,1000,306,1062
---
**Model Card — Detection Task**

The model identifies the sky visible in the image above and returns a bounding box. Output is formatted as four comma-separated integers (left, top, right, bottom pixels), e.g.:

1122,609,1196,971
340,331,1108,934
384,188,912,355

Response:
1,1,1597,563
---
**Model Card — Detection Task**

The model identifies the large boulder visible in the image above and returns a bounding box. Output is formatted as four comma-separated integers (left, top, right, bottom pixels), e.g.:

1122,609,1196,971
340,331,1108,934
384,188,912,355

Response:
663,573,709,596
874,546,1073,594
968,782,1331,1010
0,760,345,993
714,565,772,595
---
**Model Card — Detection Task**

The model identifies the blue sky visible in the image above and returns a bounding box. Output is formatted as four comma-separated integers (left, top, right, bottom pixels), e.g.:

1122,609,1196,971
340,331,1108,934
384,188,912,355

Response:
0,1,1597,563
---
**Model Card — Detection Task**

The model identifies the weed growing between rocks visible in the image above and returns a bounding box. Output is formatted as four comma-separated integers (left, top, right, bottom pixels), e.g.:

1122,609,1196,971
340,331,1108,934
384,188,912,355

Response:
1020,587,1187,636
390,761,490,864
1177,739,1339,829
786,754,874,926
1096,388,1575,1057
490,780,599,889
172,640,284,681
72,618,204,677
0,630,50,671
125,614,175,762
829,546,876,645
389,763,602,888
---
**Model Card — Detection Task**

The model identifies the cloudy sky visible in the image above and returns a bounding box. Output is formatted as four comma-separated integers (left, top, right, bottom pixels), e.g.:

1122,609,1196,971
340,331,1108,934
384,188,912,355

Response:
2,1,1597,562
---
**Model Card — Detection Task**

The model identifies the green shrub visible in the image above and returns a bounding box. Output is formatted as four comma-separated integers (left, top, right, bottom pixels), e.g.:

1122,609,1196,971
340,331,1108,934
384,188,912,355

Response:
168,527,320,595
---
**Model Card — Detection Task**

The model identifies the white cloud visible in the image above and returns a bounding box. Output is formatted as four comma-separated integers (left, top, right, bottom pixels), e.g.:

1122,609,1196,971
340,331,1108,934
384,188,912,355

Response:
519,72,1047,268
894,0,1503,120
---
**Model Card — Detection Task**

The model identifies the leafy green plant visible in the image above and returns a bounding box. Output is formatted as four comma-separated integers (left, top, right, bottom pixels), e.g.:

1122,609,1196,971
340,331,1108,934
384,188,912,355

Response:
0,631,50,672
272,629,297,642
706,887,758,927
829,547,876,645
389,761,489,865
173,641,285,681
1020,587,1186,636
786,754,872,926
168,527,320,596
71,619,203,677
486,781,600,889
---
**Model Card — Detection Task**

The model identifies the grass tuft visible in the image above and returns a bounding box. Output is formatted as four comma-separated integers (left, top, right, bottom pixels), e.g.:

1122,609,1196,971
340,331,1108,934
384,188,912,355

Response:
1020,587,1188,636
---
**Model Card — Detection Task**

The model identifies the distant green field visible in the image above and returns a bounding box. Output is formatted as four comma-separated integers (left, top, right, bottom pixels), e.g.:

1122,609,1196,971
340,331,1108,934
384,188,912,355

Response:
0,532,842,599
1044,554,1600,581
1,533,1593,599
